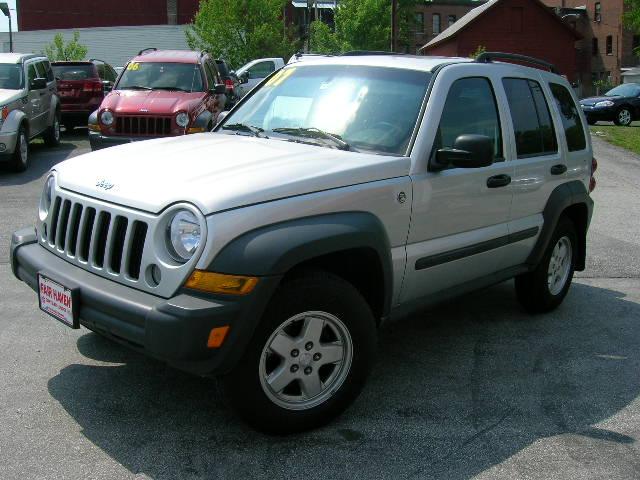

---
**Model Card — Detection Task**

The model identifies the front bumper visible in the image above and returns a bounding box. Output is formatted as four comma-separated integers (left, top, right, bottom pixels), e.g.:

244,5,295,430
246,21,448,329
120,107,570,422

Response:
0,130,19,157
11,228,281,376
89,131,174,150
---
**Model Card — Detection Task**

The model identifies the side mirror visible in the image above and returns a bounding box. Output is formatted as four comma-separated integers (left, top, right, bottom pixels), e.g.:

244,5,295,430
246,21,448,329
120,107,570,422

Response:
30,77,47,90
212,84,227,95
433,134,494,171
216,110,230,126
239,72,249,84
102,80,112,93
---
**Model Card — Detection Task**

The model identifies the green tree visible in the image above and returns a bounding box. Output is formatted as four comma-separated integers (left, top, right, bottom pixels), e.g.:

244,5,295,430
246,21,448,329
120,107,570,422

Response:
186,0,300,69
42,32,88,61
624,0,640,55
469,45,487,59
309,20,344,54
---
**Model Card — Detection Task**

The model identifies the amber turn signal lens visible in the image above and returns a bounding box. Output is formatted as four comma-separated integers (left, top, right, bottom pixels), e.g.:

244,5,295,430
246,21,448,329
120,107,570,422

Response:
185,270,258,295
88,123,100,132
187,127,206,134
207,326,229,348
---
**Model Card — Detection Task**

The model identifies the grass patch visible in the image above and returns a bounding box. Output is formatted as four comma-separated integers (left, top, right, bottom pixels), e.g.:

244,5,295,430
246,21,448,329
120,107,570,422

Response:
590,123,640,155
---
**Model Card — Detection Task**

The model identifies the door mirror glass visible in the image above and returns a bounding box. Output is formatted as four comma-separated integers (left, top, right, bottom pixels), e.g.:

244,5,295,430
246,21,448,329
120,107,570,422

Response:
239,71,249,84
435,134,494,170
30,77,47,90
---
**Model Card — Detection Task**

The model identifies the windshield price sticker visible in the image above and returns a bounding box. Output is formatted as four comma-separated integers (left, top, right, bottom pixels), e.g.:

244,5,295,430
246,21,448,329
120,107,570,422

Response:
127,62,140,71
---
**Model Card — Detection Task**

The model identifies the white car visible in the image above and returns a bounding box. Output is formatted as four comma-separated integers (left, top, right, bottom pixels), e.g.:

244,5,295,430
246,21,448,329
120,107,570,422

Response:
12,52,595,434
234,57,284,98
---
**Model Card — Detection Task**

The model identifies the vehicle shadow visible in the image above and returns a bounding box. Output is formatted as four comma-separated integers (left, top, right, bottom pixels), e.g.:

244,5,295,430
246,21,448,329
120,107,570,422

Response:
0,130,87,186
47,281,640,479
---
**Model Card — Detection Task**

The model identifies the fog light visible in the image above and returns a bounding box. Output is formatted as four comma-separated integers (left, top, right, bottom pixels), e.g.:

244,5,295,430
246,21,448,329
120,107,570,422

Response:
0,143,6,152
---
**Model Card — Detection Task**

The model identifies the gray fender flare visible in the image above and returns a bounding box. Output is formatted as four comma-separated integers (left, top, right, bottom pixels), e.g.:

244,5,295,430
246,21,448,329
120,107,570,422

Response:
209,212,394,317
526,180,593,271
1,108,28,134
193,110,213,131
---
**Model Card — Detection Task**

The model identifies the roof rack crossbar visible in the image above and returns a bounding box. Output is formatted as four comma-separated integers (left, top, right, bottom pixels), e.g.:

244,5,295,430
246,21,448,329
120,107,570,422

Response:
341,50,406,56
475,52,559,74
137,47,157,56
88,58,106,64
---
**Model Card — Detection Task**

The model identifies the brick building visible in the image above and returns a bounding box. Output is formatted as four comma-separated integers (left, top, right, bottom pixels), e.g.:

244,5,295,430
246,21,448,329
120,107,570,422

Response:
543,0,640,95
420,0,581,82
413,0,487,53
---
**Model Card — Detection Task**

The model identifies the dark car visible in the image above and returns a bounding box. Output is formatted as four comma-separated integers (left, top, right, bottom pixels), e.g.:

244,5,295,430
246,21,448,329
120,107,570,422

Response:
580,83,640,126
214,59,240,107
52,60,118,130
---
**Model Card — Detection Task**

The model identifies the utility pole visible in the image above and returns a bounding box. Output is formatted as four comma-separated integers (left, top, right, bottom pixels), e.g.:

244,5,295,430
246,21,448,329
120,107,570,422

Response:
390,0,397,52
0,3,12,53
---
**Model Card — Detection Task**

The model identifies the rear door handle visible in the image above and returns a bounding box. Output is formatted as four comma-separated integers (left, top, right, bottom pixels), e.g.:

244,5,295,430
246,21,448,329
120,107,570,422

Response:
487,174,511,188
550,164,567,175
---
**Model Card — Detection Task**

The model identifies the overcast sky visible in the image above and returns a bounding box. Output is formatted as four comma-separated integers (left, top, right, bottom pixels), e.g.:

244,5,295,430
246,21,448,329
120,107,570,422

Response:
0,0,17,32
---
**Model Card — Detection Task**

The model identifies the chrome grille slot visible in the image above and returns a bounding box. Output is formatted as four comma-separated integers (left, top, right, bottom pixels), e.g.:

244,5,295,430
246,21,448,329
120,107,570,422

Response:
115,115,172,136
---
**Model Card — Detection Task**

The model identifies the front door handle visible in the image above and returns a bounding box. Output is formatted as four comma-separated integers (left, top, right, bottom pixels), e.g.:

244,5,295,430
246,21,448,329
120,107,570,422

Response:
487,174,511,188
550,164,567,175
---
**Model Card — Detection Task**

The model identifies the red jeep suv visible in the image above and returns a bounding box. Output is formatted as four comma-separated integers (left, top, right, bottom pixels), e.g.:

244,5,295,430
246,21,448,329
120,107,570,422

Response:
88,49,227,150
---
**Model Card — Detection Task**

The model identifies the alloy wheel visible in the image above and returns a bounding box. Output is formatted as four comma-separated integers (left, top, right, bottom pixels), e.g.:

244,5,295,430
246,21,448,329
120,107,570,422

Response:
547,236,572,296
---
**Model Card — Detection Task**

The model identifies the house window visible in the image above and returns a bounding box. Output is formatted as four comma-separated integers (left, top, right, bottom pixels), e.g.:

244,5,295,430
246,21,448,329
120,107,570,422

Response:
592,37,599,56
448,15,456,27
606,35,613,55
416,12,424,34
594,2,601,23
432,13,441,35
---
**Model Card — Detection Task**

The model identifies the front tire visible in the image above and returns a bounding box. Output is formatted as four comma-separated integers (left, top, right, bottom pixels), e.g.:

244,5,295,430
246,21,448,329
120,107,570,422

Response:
7,125,29,172
515,218,577,313
224,270,377,434
614,107,633,126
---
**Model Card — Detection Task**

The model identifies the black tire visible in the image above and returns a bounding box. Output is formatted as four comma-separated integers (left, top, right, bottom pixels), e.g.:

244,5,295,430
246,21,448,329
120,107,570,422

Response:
586,117,597,126
613,107,633,126
7,124,29,172
43,110,61,146
515,217,577,313
224,270,377,434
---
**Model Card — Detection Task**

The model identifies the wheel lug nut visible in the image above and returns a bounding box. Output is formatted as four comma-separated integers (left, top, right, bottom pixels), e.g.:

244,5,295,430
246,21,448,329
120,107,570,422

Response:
313,353,321,361
291,349,299,357
305,342,313,351
304,367,312,375
290,364,299,373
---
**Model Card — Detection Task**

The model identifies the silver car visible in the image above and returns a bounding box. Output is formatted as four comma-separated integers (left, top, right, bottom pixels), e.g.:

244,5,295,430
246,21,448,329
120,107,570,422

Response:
0,53,61,172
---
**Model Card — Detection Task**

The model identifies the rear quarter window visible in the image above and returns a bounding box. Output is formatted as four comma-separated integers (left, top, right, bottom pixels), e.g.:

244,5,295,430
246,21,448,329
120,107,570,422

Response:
549,83,587,152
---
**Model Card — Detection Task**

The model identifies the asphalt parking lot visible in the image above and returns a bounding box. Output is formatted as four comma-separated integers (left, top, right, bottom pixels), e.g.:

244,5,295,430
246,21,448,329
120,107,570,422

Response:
1,129,639,480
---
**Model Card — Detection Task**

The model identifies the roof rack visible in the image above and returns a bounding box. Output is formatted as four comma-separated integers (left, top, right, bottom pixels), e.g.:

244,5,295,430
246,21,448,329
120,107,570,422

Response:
341,50,405,56
475,52,559,74
137,47,157,56
88,58,106,64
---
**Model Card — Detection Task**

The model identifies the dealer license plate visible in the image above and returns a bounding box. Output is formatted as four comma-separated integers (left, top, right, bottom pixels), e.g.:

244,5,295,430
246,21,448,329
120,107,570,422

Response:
38,274,79,329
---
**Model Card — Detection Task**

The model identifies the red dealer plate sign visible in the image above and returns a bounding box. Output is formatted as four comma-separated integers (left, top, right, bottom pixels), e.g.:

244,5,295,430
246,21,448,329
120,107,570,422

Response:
38,274,79,329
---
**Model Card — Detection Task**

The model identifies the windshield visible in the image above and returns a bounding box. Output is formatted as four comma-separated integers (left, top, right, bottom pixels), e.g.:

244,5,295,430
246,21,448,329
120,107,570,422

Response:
223,65,432,155
0,64,24,89
605,84,640,97
52,64,96,80
116,62,204,92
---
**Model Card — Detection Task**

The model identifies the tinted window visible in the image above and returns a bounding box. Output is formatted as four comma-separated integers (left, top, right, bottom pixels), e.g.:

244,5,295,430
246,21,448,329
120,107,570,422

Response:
215,60,230,78
247,61,275,79
549,83,587,152
436,77,503,159
27,64,37,87
52,64,96,80
503,78,557,158
34,61,46,79
43,61,54,82
95,62,105,79
105,66,117,83
203,62,216,88
606,83,640,97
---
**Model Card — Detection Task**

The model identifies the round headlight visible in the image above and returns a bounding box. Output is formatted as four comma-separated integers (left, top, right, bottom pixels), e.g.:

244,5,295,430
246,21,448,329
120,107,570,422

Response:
101,110,114,126
167,210,201,262
39,175,55,221
176,112,189,128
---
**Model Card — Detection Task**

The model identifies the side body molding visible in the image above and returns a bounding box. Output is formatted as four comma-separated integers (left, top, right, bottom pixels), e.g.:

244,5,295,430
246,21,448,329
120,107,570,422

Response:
209,212,394,317
527,180,594,271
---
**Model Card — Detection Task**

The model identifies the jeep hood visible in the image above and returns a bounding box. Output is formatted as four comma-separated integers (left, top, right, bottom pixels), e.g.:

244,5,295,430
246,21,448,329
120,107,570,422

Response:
0,89,22,105
101,90,205,114
55,133,410,214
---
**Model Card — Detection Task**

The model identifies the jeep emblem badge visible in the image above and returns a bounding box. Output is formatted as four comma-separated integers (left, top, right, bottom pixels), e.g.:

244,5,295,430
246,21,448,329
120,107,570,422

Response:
140,108,149,112
96,179,114,190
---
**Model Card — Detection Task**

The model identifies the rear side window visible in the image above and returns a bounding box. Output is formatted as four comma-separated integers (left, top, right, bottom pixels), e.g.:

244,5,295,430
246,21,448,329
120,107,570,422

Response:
34,62,46,79
435,77,503,160
95,62,105,79
549,83,587,152
503,78,557,158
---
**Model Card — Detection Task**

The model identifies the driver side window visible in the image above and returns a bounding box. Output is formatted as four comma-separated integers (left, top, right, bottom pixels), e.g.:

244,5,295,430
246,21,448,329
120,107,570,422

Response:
435,77,503,162
27,64,37,89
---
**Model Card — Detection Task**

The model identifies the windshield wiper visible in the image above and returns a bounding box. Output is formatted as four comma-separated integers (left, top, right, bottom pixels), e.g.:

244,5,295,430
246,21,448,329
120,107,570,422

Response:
154,86,191,92
221,123,267,138
121,85,152,90
272,127,350,151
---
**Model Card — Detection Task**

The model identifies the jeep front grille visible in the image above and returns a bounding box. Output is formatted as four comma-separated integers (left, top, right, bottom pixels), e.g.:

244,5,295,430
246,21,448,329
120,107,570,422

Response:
44,196,148,281
115,115,172,136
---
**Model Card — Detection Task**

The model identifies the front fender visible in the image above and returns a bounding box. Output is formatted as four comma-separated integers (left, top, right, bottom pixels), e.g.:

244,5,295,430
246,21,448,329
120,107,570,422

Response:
208,211,394,317
1,108,28,134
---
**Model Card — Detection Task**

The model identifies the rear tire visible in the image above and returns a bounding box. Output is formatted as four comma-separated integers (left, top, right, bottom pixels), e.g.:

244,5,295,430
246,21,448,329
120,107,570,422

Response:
7,125,29,172
224,270,377,434
515,218,577,313
43,110,61,146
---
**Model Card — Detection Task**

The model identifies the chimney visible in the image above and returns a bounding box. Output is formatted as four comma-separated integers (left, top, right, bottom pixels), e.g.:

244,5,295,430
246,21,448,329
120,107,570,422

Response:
167,0,178,25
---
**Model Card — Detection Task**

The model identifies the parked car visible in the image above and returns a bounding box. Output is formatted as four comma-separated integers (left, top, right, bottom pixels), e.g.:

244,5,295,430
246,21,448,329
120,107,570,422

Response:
12,52,595,433
0,53,60,171
580,82,640,126
88,49,227,150
235,57,284,97
214,59,240,107
52,59,118,131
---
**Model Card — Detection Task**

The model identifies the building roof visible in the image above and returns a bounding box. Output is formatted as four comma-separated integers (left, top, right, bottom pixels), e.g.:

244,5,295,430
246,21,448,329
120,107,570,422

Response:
131,49,202,64
420,0,581,51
